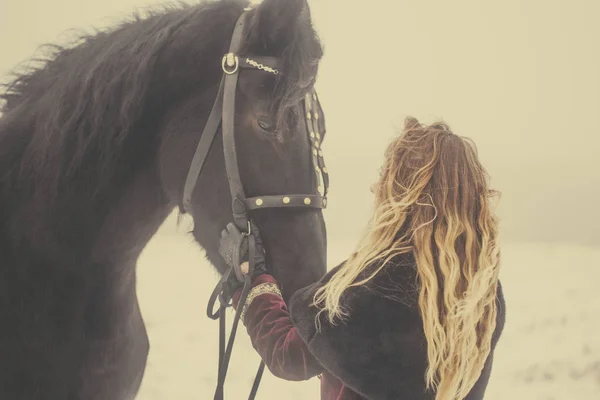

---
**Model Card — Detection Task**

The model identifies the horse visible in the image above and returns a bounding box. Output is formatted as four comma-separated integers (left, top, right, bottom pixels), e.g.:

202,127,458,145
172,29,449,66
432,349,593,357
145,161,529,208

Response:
0,0,328,398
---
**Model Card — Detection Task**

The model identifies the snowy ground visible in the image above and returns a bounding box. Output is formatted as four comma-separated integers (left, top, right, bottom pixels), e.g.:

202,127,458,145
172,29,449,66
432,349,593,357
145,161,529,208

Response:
135,215,600,400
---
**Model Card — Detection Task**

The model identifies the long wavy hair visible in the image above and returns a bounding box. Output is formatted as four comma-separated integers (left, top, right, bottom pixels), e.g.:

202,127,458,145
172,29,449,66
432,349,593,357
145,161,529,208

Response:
313,117,501,399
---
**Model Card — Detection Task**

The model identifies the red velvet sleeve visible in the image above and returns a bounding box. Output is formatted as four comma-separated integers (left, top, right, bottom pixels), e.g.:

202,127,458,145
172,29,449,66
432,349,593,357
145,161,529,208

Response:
232,275,324,381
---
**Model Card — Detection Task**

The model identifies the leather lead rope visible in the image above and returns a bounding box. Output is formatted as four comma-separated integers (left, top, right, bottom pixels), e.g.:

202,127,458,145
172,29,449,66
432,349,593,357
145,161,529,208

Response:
207,234,266,400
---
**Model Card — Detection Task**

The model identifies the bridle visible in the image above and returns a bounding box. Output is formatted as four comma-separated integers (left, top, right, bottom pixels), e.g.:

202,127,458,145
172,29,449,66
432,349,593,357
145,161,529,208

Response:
180,4,329,399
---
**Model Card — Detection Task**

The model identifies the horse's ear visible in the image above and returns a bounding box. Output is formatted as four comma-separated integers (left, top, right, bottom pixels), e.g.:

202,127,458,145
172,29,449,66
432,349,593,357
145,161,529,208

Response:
245,0,308,51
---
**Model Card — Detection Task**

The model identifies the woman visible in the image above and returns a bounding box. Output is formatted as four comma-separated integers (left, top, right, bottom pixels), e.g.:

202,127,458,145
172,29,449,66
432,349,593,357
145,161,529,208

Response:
220,117,506,400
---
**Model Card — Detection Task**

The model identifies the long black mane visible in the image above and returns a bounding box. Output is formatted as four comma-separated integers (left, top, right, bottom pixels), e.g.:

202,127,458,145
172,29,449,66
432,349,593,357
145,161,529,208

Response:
0,0,322,246
2,5,191,208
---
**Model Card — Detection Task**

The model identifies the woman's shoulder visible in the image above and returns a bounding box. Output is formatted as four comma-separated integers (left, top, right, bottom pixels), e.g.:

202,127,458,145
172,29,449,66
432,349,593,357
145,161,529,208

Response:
288,253,430,399
357,252,421,305
288,252,422,343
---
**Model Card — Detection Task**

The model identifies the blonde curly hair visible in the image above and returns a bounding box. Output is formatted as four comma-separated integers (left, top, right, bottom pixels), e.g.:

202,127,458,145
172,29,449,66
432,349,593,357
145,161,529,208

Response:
313,117,501,399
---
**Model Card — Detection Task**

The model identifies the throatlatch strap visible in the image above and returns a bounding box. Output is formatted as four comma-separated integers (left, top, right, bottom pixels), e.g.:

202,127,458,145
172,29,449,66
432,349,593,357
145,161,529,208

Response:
182,77,225,214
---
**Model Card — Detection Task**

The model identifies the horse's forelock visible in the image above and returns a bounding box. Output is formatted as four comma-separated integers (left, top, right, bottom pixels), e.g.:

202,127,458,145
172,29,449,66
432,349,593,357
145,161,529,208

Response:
268,15,324,132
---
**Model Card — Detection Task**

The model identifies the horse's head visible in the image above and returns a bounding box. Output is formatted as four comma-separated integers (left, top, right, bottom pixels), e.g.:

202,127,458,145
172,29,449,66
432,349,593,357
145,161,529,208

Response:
157,0,327,300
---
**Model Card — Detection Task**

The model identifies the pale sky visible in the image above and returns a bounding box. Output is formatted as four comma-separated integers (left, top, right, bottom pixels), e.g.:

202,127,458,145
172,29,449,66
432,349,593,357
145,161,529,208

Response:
1,0,598,246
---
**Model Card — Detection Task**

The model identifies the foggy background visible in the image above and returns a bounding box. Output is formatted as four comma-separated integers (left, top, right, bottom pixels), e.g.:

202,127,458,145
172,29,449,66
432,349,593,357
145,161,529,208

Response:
1,0,599,399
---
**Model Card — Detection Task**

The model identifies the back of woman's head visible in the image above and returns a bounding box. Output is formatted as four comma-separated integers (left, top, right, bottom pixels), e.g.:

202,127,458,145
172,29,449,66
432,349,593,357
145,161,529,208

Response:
314,117,501,400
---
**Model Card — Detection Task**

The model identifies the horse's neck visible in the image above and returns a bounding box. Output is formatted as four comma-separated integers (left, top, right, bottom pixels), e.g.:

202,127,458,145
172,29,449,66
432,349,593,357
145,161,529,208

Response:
90,166,173,265
0,163,172,269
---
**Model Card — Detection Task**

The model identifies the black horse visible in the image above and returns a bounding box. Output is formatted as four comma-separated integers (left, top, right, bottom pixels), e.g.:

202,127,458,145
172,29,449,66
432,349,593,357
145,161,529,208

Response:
0,0,327,398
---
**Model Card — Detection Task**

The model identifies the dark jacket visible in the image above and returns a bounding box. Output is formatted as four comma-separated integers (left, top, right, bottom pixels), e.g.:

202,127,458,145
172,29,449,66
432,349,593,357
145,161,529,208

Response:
235,252,506,399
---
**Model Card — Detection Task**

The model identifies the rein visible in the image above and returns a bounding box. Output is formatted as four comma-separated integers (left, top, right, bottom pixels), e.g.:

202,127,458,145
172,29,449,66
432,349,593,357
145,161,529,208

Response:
206,233,264,400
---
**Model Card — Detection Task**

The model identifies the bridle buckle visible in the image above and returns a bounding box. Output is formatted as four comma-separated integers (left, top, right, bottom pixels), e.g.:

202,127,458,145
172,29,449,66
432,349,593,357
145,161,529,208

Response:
222,53,239,75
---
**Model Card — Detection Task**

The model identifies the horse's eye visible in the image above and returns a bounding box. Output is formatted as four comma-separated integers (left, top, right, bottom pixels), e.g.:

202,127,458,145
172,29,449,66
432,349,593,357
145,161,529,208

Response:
257,117,274,132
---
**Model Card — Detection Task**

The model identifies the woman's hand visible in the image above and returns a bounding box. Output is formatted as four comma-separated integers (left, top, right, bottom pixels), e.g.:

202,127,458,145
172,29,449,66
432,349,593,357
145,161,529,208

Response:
239,261,250,275
218,220,268,291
